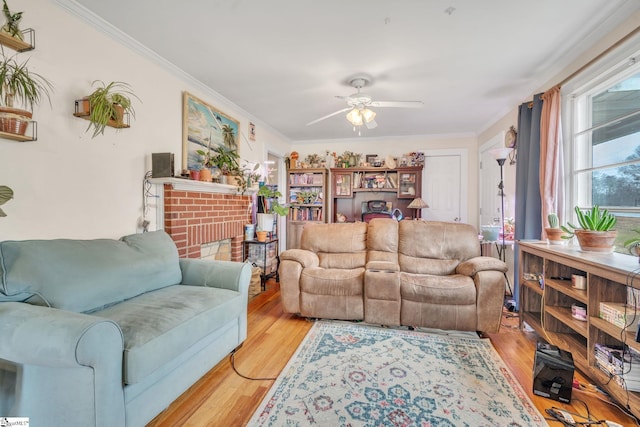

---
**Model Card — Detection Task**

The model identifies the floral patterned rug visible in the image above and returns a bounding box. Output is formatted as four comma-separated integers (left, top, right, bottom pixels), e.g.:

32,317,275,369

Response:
248,320,545,426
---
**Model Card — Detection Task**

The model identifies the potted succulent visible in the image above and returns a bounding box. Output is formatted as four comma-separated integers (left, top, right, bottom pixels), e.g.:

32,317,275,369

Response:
545,213,565,245
0,184,13,217
0,49,52,136
624,229,640,261
561,205,617,252
256,184,288,233
82,80,138,138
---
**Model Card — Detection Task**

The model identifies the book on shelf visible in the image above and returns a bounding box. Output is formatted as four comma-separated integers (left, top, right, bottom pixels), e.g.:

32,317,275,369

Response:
599,302,640,329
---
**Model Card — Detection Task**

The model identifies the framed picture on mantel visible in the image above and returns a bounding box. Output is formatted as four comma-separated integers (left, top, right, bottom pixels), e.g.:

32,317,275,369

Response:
182,92,240,170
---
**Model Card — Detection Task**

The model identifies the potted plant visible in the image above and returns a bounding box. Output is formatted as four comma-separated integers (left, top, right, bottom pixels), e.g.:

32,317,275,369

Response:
82,80,138,138
624,229,640,261
0,49,52,136
1,0,22,41
561,205,617,252
0,184,13,217
208,145,240,184
256,184,288,233
545,213,565,245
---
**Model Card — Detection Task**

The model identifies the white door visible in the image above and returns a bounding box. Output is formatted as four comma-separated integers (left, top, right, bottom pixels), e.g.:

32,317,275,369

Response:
423,149,467,223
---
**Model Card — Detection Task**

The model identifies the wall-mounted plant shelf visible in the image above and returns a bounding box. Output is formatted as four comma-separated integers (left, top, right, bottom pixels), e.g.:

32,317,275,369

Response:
73,99,130,130
0,29,35,52
0,121,37,142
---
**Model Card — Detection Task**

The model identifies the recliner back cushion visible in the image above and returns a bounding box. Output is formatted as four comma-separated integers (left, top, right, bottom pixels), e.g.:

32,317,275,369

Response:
398,221,480,275
301,222,367,269
367,218,399,263
0,231,182,312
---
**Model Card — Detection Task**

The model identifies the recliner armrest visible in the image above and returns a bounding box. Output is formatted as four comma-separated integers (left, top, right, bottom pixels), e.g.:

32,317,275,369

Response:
456,256,508,277
280,249,319,268
366,261,400,272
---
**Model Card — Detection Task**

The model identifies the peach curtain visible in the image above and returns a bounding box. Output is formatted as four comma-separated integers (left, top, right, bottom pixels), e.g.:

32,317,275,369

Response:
539,85,564,239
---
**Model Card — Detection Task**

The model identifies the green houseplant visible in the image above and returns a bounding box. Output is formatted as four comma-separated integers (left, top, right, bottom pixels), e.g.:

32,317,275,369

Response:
256,184,288,234
624,229,640,260
1,0,23,41
83,80,138,138
545,212,565,244
0,49,53,135
0,184,13,217
561,205,617,252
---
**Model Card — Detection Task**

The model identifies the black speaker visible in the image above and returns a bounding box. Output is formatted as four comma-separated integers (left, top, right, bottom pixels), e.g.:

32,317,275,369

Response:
533,342,574,403
152,153,174,178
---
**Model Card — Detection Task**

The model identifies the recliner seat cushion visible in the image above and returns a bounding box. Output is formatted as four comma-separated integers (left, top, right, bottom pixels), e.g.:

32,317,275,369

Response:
300,267,365,296
94,284,243,385
400,273,476,305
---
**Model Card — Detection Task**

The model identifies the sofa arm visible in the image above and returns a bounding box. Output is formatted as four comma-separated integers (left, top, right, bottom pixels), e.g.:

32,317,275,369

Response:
179,258,252,295
0,302,125,426
366,261,399,272
456,256,507,277
280,249,319,268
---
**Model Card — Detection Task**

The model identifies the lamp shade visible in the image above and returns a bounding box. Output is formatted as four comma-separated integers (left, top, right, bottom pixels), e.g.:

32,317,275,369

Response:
346,109,363,126
489,147,513,161
407,197,429,209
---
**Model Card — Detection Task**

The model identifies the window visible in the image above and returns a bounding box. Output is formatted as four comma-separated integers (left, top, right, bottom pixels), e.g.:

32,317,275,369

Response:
567,52,640,255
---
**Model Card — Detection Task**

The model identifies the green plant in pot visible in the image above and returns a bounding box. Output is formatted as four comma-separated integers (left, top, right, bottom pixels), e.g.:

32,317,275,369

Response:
0,49,53,136
624,229,640,260
84,80,138,138
0,184,13,217
545,213,566,245
1,0,23,41
207,145,240,184
560,205,617,252
256,185,288,233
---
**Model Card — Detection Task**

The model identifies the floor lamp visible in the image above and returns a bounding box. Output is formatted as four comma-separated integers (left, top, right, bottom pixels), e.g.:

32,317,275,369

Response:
490,147,513,296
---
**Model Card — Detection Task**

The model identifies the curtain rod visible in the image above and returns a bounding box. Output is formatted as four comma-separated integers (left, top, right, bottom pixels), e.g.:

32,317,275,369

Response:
526,24,640,108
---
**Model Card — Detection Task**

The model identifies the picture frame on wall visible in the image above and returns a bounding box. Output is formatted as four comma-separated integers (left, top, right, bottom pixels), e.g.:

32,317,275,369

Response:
182,92,240,170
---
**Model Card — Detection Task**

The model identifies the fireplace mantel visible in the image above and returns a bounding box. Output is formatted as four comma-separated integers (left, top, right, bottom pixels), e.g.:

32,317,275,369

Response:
148,177,257,195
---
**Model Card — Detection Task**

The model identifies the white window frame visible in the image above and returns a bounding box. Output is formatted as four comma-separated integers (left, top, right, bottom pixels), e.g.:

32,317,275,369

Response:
562,36,640,221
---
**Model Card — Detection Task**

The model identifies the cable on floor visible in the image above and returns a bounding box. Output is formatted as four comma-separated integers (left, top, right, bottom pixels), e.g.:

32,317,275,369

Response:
229,348,278,381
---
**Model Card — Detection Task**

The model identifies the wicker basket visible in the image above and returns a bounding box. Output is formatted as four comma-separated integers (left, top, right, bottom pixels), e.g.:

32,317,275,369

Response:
248,265,262,299
0,107,32,136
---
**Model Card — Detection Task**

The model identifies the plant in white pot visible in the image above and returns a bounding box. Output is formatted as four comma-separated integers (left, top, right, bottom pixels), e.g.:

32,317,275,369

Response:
624,229,640,261
561,205,617,252
256,185,288,235
0,49,52,136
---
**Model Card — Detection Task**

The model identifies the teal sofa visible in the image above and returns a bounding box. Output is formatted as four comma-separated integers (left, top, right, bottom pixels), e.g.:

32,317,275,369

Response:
0,231,251,427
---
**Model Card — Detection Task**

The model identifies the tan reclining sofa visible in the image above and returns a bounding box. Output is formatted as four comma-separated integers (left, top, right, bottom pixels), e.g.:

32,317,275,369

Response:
279,218,508,333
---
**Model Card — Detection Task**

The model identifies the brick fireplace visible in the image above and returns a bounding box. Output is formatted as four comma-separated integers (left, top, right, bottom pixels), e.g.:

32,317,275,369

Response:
150,178,253,261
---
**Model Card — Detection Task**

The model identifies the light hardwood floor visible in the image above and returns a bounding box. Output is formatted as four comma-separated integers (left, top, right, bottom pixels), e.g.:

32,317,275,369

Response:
148,281,638,426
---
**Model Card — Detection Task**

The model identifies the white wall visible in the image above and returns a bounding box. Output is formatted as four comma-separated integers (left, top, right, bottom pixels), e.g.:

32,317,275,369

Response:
0,0,291,240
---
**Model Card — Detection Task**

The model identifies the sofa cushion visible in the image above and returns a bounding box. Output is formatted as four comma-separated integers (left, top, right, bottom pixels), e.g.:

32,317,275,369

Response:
300,267,365,296
301,223,367,269
94,284,243,385
400,273,476,305
367,218,399,264
0,231,181,313
398,221,480,275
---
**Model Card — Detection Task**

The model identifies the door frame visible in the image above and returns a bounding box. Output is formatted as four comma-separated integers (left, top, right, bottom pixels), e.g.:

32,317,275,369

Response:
423,148,468,224
478,132,505,227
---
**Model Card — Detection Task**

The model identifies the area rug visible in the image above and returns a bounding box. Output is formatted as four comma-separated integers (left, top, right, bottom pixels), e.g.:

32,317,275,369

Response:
248,320,545,426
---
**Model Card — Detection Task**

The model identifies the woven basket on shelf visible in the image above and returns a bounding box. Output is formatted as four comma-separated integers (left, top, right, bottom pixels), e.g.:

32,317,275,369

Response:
0,107,32,136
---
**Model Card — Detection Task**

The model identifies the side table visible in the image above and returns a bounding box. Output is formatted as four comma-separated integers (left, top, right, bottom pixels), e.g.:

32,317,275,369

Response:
242,238,279,290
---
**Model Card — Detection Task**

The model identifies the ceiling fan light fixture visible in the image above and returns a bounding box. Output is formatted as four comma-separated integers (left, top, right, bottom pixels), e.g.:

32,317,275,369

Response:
361,108,376,123
346,108,363,126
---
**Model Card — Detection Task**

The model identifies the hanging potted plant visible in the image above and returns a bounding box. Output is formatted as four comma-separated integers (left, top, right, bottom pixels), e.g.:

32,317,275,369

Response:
0,49,52,136
561,205,617,252
81,80,138,138
545,213,566,245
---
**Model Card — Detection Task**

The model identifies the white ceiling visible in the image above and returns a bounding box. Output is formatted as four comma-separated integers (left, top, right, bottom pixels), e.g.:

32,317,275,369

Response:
74,0,639,142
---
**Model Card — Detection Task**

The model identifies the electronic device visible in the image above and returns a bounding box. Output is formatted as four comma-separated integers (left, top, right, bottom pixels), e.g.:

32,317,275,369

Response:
152,153,174,178
533,341,574,403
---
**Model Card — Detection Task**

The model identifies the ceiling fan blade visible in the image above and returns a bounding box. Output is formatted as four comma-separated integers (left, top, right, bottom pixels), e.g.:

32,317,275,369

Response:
365,118,378,130
369,101,424,108
306,107,352,126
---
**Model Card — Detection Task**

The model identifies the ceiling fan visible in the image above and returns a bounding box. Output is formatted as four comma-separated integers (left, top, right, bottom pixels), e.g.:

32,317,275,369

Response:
306,77,424,132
